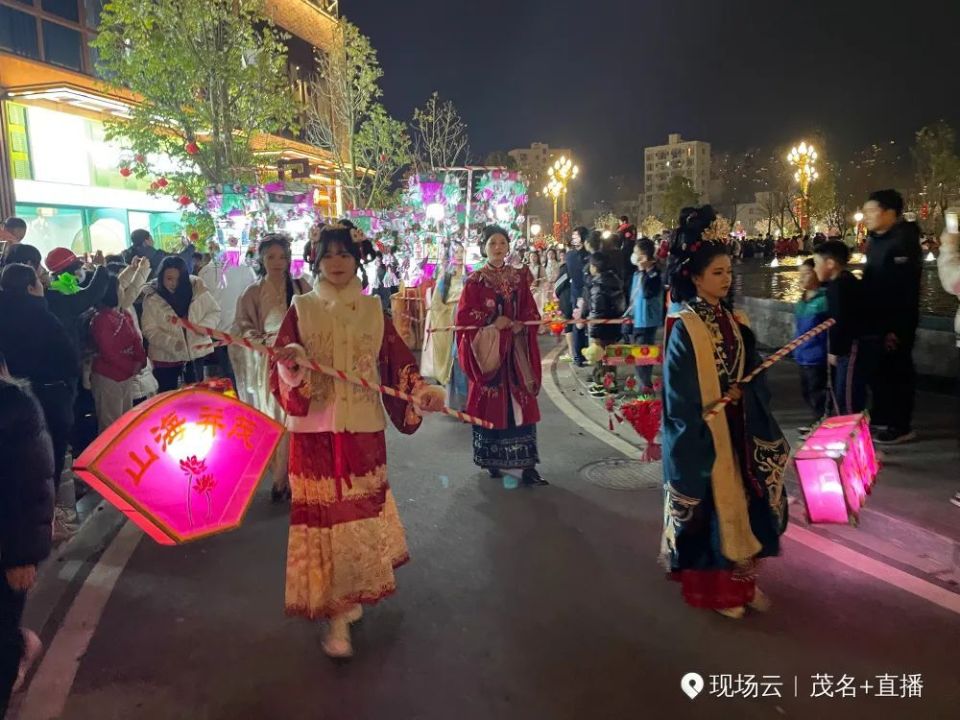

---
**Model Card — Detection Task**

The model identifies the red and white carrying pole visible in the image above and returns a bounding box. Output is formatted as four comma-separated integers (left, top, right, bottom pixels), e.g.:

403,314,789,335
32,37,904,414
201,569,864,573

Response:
702,319,835,420
169,317,494,429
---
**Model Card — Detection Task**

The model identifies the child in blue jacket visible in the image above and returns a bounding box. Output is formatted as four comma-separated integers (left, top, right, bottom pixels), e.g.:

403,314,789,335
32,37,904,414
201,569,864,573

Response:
629,239,663,392
794,258,830,432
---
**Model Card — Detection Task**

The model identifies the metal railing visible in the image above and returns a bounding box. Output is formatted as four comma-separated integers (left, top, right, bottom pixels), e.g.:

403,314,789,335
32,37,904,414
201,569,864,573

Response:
303,0,339,18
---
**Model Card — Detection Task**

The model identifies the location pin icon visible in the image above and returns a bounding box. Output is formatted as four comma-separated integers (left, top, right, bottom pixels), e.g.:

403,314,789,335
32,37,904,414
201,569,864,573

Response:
681,672,705,700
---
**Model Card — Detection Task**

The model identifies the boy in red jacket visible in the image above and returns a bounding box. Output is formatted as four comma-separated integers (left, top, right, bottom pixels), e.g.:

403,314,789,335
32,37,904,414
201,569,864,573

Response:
89,275,147,432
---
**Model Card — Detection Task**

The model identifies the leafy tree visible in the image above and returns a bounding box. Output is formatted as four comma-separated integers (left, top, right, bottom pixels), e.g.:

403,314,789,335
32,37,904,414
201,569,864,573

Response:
305,19,384,209
483,151,518,169
912,121,960,231
353,104,412,208
640,215,666,238
412,92,470,171
661,175,700,226
93,0,297,207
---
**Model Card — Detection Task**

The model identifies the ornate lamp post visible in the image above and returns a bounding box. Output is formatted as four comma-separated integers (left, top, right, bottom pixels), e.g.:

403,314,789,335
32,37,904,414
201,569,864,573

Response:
787,142,818,233
548,155,579,215
542,178,563,228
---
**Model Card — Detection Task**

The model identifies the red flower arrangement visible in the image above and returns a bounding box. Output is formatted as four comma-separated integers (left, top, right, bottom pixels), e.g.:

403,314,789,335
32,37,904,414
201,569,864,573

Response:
620,398,662,461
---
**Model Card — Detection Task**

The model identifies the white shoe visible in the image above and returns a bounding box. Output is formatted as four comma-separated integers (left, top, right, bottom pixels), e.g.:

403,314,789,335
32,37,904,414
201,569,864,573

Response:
950,492,960,508
748,588,772,613
12,629,42,693
52,507,78,543
714,606,746,620
344,604,363,624
322,617,353,658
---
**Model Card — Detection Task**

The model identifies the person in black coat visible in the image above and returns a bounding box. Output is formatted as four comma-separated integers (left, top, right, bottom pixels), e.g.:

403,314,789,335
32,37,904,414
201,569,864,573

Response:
584,252,626,392
564,227,590,365
860,189,923,444
121,229,196,277
0,264,80,504
0,361,55,717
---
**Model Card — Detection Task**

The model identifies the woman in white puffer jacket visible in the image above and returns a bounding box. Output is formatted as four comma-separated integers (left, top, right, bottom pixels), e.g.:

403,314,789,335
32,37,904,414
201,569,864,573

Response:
937,229,960,508
141,256,220,392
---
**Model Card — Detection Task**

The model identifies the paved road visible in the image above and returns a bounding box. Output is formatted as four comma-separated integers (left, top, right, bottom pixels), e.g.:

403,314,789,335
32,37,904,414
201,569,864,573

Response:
14,351,960,720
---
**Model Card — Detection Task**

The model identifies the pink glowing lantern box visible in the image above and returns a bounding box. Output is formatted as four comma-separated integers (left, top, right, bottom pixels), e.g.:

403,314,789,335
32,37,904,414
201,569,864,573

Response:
74,387,284,545
793,413,880,525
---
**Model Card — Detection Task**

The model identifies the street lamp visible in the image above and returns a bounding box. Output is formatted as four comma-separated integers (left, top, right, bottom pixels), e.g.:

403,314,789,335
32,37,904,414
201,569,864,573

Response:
787,142,818,233
548,155,579,215
853,210,865,248
530,222,542,237
542,179,563,227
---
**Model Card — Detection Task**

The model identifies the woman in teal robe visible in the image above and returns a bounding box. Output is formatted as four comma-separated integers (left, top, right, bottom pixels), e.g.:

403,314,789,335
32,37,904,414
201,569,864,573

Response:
660,207,789,619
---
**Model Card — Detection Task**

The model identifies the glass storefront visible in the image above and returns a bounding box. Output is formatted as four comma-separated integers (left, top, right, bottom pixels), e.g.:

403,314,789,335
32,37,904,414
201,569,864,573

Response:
13,203,183,258
5,99,186,257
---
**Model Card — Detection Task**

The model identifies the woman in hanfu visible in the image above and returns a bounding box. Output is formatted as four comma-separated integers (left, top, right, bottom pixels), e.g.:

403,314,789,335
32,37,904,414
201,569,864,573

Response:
234,234,312,502
271,226,445,658
421,243,470,410
660,206,789,620
456,226,547,486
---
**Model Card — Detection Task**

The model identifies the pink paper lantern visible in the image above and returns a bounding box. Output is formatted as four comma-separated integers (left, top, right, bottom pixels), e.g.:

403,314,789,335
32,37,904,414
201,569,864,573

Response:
793,413,880,525
74,387,284,545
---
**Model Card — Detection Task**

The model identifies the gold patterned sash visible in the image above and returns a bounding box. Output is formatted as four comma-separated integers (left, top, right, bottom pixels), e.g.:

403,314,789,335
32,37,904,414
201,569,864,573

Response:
677,309,762,563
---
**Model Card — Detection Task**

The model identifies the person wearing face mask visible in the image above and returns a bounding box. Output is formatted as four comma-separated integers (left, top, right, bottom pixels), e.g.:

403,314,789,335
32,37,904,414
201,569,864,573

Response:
234,234,311,502
42,248,110,355
456,225,546,486
140,256,221,392
0,264,79,542
660,206,788,621
270,225,445,659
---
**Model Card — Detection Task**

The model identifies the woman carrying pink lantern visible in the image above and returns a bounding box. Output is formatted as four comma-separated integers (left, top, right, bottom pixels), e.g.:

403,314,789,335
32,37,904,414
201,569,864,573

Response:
270,226,445,659
660,206,790,621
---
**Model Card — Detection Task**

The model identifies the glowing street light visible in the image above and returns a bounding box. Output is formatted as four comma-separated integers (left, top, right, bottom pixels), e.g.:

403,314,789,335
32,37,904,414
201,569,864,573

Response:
530,222,542,237
542,179,563,227
787,141,818,233
548,155,579,215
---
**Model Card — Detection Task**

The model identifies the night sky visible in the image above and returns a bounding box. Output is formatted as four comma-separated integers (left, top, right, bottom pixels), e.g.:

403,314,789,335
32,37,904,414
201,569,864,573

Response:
348,0,960,200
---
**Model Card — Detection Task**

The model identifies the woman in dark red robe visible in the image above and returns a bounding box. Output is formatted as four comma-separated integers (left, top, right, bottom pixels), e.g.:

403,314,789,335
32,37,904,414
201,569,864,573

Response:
456,226,546,486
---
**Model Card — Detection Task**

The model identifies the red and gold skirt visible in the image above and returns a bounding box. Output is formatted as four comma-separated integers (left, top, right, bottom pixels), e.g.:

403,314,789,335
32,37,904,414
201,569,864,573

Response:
285,430,409,620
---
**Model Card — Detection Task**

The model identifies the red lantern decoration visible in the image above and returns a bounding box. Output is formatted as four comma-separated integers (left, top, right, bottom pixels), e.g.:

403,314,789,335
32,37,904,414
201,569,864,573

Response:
178,195,192,206
185,142,200,155
189,231,200,242
119,167,132,177
620,398,662,461
134,153,145,164
157,177,169,188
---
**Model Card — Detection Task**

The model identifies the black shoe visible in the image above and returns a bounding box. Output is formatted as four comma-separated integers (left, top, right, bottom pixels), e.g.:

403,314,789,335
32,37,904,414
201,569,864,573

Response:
271,486,291,503
486,467,503,479
521,469,549,486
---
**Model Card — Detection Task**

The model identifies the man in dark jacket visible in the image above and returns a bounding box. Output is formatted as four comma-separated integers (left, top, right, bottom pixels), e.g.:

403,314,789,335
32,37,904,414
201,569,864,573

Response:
861,189,923,444
122,229,196,277
564,227,590,366
0,364,55,716
617,215,638,289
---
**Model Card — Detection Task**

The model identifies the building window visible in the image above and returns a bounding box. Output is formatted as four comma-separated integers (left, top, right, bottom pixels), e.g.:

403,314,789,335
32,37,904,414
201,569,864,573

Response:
85,0,104,28
42,0,80,23
0,5,40,59
42,20,83,70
